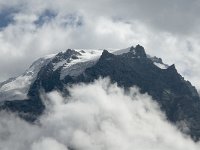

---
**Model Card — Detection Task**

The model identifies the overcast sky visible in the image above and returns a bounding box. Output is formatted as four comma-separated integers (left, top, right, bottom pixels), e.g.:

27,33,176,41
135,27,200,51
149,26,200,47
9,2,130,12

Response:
0,0,200,89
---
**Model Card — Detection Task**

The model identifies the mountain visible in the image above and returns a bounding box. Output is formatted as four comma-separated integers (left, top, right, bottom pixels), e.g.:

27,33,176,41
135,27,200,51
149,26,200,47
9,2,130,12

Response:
0,45,200,140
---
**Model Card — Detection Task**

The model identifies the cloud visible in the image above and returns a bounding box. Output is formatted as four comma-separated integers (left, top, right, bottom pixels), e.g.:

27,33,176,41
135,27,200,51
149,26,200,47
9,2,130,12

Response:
0,78,200,150
0,0,200,91
1,0,199,35
31,138,68,150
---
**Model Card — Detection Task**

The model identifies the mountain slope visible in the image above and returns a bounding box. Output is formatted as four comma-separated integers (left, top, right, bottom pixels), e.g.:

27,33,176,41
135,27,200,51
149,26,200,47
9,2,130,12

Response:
0,45,200,140
0,54,55,102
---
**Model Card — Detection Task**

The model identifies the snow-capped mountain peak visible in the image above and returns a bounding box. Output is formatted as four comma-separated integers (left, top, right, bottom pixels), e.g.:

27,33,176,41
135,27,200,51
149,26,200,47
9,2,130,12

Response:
1,45,200,140
0,46,169,102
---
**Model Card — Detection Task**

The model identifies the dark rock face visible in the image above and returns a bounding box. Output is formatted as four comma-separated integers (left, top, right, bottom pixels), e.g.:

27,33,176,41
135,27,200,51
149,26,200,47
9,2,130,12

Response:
0,49,81,121
73,49,200,139
1,46,200,140
129,44,147,58
1,97,44,122
29,49,81,96
135,44,147,58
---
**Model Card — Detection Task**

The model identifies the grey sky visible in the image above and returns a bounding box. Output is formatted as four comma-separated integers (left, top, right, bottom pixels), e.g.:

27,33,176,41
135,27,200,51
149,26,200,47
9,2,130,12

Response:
0,0,200,89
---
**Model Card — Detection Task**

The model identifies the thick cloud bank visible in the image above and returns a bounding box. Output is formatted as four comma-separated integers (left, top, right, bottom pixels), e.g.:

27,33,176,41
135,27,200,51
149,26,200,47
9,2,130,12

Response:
1,0,200,90
0,78,200,150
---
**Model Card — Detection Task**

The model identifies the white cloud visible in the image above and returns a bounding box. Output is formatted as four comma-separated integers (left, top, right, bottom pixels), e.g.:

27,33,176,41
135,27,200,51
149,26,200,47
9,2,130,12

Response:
31,138,68,150
0,78,200,150
0,0,200,91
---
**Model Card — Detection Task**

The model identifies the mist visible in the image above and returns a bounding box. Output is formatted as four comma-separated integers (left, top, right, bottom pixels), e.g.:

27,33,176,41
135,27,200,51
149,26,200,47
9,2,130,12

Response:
0,78,199,150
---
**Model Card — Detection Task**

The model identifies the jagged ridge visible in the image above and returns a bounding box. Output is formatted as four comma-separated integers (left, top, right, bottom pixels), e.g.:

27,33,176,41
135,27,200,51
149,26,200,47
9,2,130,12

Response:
0,45,200,140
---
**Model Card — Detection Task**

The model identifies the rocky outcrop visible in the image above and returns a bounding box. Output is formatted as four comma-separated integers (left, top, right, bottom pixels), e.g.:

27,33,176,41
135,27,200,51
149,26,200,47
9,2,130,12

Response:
1,46,200,140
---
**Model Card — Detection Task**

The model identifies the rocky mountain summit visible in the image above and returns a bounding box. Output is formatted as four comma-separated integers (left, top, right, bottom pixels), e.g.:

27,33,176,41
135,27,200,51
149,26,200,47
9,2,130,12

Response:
0,45,200,140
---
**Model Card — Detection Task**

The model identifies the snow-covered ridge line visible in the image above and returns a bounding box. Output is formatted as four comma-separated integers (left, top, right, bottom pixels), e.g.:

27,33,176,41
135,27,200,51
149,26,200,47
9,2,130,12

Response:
0,47,170,102
0,55,54,101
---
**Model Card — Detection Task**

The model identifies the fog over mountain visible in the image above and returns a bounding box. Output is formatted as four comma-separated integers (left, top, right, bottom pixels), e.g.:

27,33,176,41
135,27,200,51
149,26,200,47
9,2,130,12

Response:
1,78,200,150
